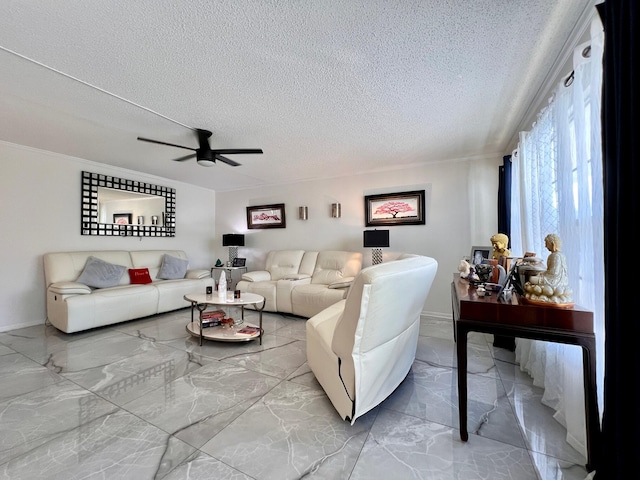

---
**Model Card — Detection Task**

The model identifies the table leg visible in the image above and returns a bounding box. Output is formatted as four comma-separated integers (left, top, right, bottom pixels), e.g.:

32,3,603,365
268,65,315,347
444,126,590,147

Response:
456,324,469,441
582,338,600,472
256,299,265,345
195,303,207,346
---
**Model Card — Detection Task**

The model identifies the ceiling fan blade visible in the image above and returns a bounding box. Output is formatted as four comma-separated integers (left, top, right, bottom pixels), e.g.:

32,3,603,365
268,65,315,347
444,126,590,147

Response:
137,137,195,151
211,149,263,155
215,155,241,167
174,153,196,162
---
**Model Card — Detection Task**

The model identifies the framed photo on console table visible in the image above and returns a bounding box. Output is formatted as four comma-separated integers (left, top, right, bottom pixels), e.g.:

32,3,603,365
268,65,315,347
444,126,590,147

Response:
232,257,246,267
246,203,286,229
364,190,425,226
470,246,492,265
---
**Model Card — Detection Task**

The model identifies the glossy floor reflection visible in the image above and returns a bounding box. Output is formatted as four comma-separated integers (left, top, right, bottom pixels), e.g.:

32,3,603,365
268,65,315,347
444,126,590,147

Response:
0,309,590,479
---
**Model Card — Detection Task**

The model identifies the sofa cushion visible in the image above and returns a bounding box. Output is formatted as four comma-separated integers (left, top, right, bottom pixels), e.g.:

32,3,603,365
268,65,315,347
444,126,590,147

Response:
264,250,306,280
76,256,127,288
311,251,363,285
291,283,349,318
128,268,152,284
157,254,188,279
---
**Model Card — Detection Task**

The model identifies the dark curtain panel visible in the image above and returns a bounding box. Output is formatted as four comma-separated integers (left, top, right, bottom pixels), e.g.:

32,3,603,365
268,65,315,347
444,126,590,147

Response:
493,155,514,350
596,1,639,478
497,155,512,241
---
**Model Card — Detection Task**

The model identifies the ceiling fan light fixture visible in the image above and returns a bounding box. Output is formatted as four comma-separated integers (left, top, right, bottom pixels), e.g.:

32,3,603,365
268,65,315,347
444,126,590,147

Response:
196,148,214,166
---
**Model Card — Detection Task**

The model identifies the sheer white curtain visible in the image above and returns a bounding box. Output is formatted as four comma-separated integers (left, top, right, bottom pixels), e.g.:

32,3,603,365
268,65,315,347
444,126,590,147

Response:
509,16,604,459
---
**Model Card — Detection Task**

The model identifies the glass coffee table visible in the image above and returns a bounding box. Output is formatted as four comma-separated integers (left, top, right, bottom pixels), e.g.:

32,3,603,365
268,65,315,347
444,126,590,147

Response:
184,292,265,346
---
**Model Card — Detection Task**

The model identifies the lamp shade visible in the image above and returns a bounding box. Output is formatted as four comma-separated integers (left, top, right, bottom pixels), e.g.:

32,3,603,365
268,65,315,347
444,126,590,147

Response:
363,230,389,248
222,234,245,246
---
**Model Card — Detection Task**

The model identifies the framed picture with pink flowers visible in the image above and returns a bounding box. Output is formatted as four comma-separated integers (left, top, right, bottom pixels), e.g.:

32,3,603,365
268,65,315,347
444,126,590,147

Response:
364,190,425,226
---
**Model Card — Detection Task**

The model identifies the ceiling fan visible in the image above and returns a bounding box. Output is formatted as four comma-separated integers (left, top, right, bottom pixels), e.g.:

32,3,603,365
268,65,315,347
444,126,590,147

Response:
137,128,263,167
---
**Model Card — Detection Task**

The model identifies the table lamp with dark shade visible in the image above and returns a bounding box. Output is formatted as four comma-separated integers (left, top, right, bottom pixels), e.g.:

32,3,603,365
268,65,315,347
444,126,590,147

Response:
363,229,389,265
222,234,245,264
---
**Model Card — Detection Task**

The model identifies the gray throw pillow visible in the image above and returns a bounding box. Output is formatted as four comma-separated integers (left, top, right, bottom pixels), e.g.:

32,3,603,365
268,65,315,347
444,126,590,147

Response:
76,256,127,288
157,254,188,280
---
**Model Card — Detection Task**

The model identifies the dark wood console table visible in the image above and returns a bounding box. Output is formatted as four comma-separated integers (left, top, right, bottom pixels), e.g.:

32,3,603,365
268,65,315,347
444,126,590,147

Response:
451,274,600,472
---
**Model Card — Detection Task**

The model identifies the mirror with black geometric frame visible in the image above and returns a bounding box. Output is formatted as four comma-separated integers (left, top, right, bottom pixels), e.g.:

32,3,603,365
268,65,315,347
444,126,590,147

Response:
81,171,176,237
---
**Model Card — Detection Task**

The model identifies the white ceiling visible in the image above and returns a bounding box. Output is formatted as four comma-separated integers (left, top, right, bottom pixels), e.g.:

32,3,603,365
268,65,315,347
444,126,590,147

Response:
0,0,595,191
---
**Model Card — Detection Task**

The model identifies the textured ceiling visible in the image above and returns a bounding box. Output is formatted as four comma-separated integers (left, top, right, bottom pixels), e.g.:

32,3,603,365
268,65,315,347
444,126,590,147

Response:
0,0,595,191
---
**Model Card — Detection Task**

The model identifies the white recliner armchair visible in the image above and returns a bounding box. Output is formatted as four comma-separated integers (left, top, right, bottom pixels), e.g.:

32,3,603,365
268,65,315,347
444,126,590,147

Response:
306,254,438,423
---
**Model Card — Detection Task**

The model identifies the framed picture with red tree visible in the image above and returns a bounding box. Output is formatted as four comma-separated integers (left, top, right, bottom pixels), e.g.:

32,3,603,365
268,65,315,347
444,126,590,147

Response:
364,190,425,226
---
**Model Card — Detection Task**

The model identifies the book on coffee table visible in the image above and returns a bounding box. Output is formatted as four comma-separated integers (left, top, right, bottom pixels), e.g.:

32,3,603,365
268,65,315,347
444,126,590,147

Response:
201,309,226,327
236,326,260,336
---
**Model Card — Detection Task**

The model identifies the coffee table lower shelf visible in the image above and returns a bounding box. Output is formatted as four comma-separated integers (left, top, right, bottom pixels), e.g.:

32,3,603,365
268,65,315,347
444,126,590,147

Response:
186,321,262,343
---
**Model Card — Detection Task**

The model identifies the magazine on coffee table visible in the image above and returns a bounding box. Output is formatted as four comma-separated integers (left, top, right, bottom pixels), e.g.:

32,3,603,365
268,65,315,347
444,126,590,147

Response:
235,326,260,336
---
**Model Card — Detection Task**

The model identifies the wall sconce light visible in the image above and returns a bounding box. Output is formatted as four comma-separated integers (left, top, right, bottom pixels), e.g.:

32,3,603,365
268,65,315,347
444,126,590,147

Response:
299,206,308,220
331,203,341,218
222,233,245,264
363,229,390,265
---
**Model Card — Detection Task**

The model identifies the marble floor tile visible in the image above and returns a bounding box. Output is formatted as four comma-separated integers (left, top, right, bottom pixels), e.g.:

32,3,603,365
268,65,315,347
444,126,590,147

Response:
271,318,308,341
0,324,115,364
382,360,528,449
505,380,586,465
0,352,64,401
0,310,591,480
61,343,216,406
160,451,253,480
0,409,197,480
201,381,376,479
494,357,536,385
350,408,539,480
221,338,308,379
0,380,119,465
123,361,281,449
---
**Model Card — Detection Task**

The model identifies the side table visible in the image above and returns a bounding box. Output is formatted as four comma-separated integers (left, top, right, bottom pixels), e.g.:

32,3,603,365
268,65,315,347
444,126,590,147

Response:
451,273,600,472
211,265,248,290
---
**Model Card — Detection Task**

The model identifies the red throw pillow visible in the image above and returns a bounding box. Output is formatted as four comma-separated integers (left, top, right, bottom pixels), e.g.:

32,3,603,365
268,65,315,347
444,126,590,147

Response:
128,268,152,284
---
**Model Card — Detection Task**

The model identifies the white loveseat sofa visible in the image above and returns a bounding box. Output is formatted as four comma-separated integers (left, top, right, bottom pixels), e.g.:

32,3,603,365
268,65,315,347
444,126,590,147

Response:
44,250,213,333
306,254,438,423
236,250,363,318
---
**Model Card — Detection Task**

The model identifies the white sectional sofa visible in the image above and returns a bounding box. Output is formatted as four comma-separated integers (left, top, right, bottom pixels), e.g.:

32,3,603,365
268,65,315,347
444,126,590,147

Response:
236,250,363,318
44,250,213,333
306,254,438,423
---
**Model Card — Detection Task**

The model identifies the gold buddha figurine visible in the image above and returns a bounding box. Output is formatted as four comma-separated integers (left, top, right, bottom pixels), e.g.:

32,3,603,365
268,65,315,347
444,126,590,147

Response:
490,233,511,259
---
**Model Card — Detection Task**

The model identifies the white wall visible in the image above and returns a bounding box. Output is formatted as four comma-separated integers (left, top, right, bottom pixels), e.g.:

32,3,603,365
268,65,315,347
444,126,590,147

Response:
214,156,502,317
0,142,216,332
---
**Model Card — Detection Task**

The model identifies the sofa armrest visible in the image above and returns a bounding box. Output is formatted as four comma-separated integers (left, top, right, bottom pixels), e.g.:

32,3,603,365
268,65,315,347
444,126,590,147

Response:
282,273,312,281
328,277,355,289
186,269,210,279
241,271,271,282
48,282,92,295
